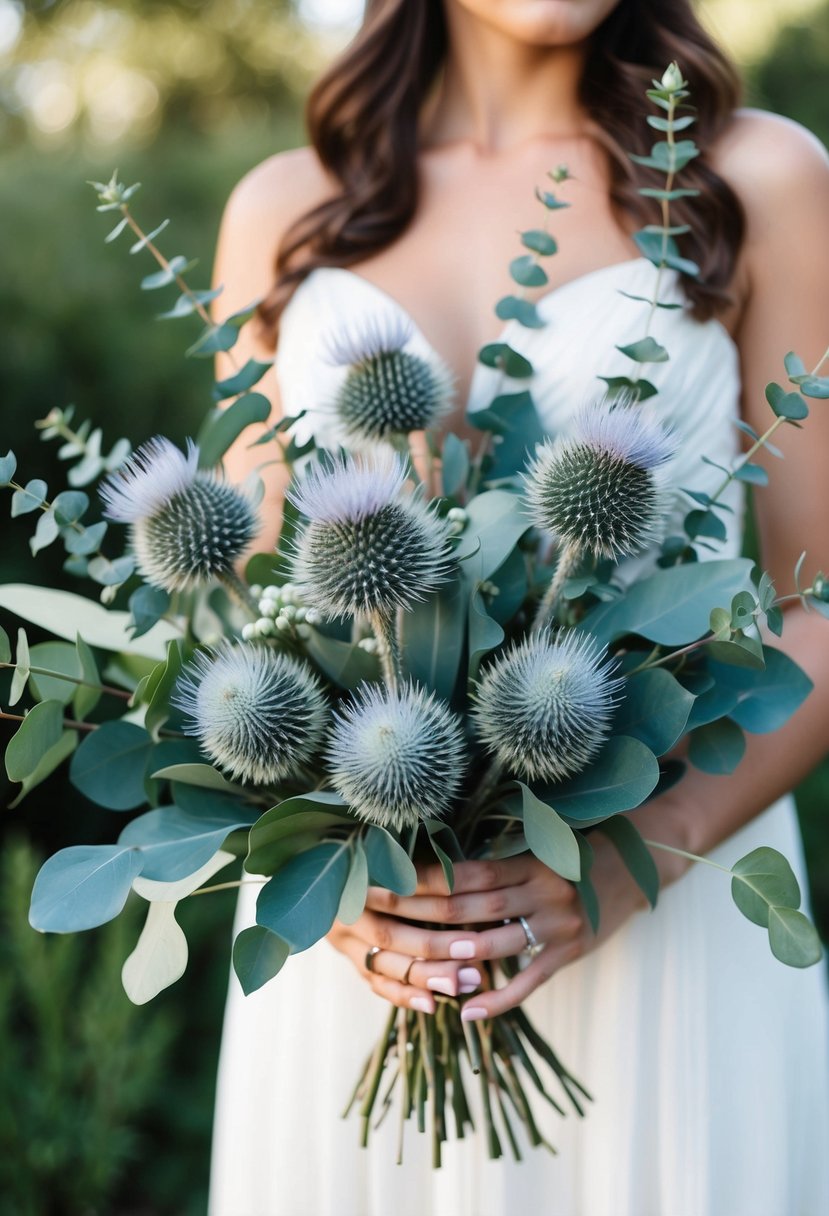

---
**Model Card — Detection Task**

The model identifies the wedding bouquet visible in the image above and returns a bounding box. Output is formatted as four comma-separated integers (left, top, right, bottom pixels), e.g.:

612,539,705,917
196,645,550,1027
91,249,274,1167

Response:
4,65,828,1165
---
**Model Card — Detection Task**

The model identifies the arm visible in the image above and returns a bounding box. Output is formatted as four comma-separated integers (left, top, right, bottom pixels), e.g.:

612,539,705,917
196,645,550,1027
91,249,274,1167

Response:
350,113,829,1020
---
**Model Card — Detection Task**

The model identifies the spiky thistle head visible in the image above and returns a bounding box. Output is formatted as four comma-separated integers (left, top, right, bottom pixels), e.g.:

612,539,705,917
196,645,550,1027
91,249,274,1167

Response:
322,313,455,447
327,682,466,831
472,630,622,784
287,453,451,620
174,643,328,786
523,399,676,561
100,437,259,592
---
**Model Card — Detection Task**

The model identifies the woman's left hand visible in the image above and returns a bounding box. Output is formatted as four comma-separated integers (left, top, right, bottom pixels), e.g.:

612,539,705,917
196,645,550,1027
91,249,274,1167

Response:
365,838,648,1020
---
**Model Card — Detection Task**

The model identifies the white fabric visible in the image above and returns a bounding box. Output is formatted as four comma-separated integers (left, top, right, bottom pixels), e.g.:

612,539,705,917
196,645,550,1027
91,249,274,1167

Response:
209,259,829,1216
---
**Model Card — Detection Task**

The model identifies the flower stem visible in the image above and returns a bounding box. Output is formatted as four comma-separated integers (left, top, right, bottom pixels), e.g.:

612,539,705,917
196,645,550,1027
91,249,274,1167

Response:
0,662,131,700
369,611,403,691
219,569,260,618
531,540,582,633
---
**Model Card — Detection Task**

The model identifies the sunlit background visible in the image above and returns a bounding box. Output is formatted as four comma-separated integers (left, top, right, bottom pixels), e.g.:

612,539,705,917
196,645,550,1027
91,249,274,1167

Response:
1,2,827,1213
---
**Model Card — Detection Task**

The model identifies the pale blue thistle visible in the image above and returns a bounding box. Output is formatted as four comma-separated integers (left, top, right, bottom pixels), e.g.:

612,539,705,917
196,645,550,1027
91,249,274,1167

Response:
327,682,466,831
287,453,451,620
100,437,259,592
524,400,676,560
472,631,623,783
174,644,327,785
323,313,454,446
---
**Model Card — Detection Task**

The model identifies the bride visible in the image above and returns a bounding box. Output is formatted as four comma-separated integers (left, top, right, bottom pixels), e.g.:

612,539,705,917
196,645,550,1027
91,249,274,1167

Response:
208,2,829,1213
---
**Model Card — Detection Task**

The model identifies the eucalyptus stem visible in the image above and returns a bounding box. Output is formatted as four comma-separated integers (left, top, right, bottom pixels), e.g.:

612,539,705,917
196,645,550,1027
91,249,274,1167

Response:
643,838,731,875
0,708,97,733
0,662,132,700
219,569,260,618
187,878,267,898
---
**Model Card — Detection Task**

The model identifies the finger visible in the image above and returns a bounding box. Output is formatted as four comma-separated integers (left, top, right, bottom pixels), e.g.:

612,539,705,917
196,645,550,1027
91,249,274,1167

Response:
352,910,489,963
367,883,533,927
413,857,533,896
459,942,579,1020
337,935,437,1013
368,950,482,996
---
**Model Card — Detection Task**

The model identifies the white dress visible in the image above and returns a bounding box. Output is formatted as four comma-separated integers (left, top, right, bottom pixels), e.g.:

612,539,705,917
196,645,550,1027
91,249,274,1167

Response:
209,258,829,1216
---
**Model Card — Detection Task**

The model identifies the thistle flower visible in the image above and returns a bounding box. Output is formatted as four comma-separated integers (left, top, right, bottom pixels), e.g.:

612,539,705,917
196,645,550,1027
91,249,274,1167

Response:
323,313,454,446
287,453,451,621
472,631,622,784
524,400,676,561
327,683,466,831
174,644,327,785
100,437,258,593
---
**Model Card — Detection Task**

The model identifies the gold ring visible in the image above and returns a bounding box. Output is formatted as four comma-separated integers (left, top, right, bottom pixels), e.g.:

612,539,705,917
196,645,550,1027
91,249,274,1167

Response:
402,958,416,985
365,946,382,973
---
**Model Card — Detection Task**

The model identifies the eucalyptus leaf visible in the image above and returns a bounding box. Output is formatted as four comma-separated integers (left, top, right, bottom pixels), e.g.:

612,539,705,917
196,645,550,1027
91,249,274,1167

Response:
256,841,350,952
764,382,808,421
613,668,694,754
616,337,669,363
688,718,745,774
8,730,77,808
494,296,545,329
597,375,658,402
0,451,17,485
441,433,471,496
30,508,60,555
509,255,548,289
304,630,381,690
545,736,660,823
122,901,189,1005
27,641,82,706
212,359,273,401
246,792,352,875
767,907,823,968
364,826,417,896
197,393,272,468
5,700,64,783
70,720,154,810
518,783,581,881
118,801,256,882
150,762,244,795
402,576,467,700
144,638,183,740
730,846,801,927
29,844,145,933
232,925,291,995
453,490,530,580
9,627,30,706
598,816,659,908
468,584,505,679
73,635,101,721
337,838,369,924
129,584,171,640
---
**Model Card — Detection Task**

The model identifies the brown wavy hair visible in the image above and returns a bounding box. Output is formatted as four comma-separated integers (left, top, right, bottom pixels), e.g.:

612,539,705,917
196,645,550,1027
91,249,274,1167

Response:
258,0,744,343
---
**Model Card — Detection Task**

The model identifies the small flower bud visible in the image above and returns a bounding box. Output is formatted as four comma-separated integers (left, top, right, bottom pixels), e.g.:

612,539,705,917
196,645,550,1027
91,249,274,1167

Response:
276,616,293,633
813,572,829,603
255,618,276,637
258,598,277,618
447,507,468,524
660,62,684,93
358,637,378,654
296,623,312,640
304,608,321,627
294,607,307,623
280,604,297,623
241,623,257,642
249,584,263,600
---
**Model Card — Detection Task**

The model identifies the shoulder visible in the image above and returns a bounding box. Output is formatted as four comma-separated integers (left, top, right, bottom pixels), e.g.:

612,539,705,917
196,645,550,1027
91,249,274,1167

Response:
220,145,335,245
710,108,829,227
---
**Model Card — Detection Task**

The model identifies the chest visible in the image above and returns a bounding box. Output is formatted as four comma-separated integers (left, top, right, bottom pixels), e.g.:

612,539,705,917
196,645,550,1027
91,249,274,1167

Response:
348,138,639,404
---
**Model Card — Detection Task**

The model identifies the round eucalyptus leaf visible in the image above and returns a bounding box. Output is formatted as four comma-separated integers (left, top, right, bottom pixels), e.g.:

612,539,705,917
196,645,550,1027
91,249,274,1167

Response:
256,841,350,952
70,720,154,810
29,844,144,933
232,925,291,996
768,907,823,968
730,846,801,927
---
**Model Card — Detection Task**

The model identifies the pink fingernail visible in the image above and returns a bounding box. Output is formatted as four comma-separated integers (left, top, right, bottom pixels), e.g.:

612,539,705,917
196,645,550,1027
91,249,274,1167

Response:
426,977,456,996
410,996,434,1014
459,983,479,994
458,968,481,986
449,941,476,960
460,1005,488,1022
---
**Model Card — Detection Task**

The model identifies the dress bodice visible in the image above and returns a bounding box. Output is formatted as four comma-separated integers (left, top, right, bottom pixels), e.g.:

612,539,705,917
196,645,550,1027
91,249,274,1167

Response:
274,257,744,563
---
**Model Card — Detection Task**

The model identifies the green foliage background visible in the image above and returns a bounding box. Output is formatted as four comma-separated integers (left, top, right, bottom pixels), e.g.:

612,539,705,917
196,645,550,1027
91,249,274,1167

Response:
0,1,827,1211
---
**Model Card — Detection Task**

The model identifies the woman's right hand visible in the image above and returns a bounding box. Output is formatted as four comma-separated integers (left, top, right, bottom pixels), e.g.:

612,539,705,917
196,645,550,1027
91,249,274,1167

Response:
327,903,484,1014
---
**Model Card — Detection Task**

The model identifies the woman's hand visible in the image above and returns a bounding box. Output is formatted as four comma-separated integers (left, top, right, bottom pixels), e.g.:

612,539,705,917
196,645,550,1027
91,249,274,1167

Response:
328,840,648,1018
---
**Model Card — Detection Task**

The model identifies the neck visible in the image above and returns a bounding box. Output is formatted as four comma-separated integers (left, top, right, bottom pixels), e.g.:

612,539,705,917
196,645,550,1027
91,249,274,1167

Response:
422,7,588,153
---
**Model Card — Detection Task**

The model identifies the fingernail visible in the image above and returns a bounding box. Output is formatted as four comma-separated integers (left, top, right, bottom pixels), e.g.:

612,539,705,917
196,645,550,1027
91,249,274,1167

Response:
458,967,481,986
449,941,476,960
426,977,456,996
459,983,479,994
460,1005,488,1022
410,996,434,1014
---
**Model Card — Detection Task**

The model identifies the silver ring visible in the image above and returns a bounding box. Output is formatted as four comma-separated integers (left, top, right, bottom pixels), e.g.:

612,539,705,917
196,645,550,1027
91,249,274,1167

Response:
365,946,382,973
518,915,544,959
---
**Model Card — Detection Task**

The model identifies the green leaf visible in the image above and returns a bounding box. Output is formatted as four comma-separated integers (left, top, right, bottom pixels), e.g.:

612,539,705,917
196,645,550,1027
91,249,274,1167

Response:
304,631,380,690
87,554,135,586
70,720,154,810
468,391,544,481
441,433,471,496
5,700,64,782
646,114,696,132
118,801,256,882
30,508,60,555
212,358,273,401
598,816,659,908
733,462,768,486
11,478,47,517
246,793,352,876
731,847,801,927
546,736,660,823
684,509,727,542
712,648,813,734
129,584,171,640
574,835,600,933
402,576,467,700
509,255,548,289
581,558,754,646
767,907,823,967
518,783,581,881
597,375,659,402
0,624,9,664
477,343,534,379
63,521,107,555
468,583,504,679
140,255,195,291
364,826,417,896
29,844,145,933
232,925,291,995
764,382,808,421
704,632,765,670
52,490,89,526
144,639,183,740
486,545,529,624
494,296,545,329
337,838,369,924
185,302,256,357
633,230,699,277
614,668,694,754
158,286,223,319
9,627,30,706
688,718,745,774
424,819,462,891
8,730,77,808
0,451,17,484
799,375,829,399
453,490,530,580
616,337,669,363
256,841,350,952
150,762,243,795
27,641,82,706
520,229,557,256
534,188,570,210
